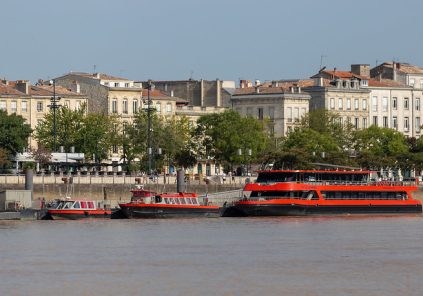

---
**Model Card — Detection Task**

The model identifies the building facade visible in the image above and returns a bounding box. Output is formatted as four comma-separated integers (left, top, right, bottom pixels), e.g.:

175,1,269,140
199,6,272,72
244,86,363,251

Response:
231,80,310,137
1,80,88,148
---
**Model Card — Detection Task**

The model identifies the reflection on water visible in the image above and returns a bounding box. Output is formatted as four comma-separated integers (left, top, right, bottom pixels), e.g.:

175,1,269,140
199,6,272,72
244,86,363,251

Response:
1,216,423,296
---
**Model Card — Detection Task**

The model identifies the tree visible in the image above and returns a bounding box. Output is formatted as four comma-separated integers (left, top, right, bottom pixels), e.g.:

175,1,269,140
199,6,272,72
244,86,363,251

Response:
353,125,409,169
0,110,32,155
193,110,269,168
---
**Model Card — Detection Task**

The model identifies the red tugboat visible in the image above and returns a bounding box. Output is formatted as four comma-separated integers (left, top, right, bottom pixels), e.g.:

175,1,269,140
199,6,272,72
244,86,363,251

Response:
119,186,220,218
47,199,111,220
222,170,422,216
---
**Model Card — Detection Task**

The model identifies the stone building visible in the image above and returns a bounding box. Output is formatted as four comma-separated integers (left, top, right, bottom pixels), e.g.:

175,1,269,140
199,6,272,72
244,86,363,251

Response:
308,69,371,129
0,80,88,148
143,79,236,108
371,62,423,89
231,80,311,137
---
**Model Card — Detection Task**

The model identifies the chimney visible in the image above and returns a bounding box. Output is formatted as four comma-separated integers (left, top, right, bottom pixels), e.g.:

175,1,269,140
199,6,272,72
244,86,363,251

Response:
246,80,252,87
15,80,30,94
255,86,260,94
94,73,100,79
272,81,279,87
255,80,261,86
396,63,401,70
240,80,246,88
351,64,370,77
170,90,174,97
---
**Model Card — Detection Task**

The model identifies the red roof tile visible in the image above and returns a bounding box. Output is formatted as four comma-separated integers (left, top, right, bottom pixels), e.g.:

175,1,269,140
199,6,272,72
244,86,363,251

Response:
0,82,26,96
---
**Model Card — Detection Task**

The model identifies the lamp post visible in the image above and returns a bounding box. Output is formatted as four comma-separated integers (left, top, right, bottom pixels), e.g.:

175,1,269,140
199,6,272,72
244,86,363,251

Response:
146,80,154,175
49,79,61,152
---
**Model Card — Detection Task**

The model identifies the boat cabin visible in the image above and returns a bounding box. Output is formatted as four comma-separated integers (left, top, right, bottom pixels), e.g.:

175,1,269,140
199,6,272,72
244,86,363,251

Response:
53,199,102,210
256,170,372,184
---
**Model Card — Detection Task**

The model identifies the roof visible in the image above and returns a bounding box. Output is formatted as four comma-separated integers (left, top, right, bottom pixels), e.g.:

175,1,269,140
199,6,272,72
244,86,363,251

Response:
0,82,26,96
63,72,130,81
378,62,423,75
142,89,179,101
30,85,83,96
316,70,369,80
234,79,327,95
367,79,408,88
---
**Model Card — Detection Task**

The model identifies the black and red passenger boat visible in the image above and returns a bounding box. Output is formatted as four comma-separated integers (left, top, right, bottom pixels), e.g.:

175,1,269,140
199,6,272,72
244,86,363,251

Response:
118,186,220,218
222,170,422,216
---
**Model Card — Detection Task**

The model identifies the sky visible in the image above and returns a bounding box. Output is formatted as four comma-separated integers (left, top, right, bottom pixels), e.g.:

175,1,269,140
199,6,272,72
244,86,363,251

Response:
1,0,423,84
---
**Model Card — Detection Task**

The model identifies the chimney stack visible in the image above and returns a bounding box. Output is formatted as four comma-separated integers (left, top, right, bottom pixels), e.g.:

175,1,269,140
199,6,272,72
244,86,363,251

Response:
15,80,30,94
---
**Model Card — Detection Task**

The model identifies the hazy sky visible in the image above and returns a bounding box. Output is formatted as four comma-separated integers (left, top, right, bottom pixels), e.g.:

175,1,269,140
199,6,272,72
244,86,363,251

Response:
1,0,422,84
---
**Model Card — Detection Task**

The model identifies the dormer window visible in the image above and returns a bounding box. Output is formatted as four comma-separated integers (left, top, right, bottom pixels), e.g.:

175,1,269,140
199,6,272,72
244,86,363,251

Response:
361,80,368,87
114,82,120,87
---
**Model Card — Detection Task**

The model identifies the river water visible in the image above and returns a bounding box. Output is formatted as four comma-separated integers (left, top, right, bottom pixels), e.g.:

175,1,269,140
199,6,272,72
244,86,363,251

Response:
1,215,423,296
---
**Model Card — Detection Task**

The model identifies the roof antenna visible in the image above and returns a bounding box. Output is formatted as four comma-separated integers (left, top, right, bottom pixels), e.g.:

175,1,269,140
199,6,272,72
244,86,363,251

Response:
93,64,97,73
319,55,327,70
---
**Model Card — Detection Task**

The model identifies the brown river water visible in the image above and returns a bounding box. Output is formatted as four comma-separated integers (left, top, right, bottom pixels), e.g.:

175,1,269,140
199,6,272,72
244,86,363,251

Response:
1,215,423,296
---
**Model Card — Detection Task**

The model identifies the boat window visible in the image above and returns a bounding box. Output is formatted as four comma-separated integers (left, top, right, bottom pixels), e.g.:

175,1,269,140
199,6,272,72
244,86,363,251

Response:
191,198,197,204
186,198,192,204
56,202,64,209
180,198,186,204
164,198,169,204
64,201,73,209
80,201,87,208
155,196,162,203
175,198,181,205
73,202,80,209
88,201,95,209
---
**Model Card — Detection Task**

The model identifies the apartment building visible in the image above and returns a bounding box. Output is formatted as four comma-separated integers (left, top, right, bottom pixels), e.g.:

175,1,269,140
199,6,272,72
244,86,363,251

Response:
0,80,88,148
231,80,311,137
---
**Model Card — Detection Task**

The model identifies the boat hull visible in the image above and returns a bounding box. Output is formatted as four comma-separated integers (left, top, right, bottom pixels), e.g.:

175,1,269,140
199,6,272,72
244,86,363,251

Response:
47,210,111,220
222,203,423,217
119,205,220,218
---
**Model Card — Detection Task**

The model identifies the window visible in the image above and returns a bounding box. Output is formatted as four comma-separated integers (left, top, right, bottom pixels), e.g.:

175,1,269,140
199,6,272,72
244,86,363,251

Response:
133,99,138,113
64,100,70,108
362,98,367,110
73,202,80,209
362,118,367,129
338,98,343,110
330,98,335,109
416,117,421,133
383,116,388,128
404,117,409,131
301,107,306,119
166,103,172,113
372,96,377,112
76,100,81,110
268,107,275,119
156,103,161,113
125,83,130,88
393,116,398,129
123,99,128,114
258,107,264,120
11,101,17,113
287,107,292,122
294,107,299,122
111,99,117,113
88,201,95,209
113,145,118,153
409,78,415,87
80,201,87,208
354,98,359,110
0,100,6,111
361,80,368,87
416,98,420,111
355,117,359,129
392,97,397,110
37,101,43,112
420,80,423,89
339,117,343,125
104,82,109,86
21,101,27,112
373,116,378,126
404,98,409,109
346,98,351,110
114,82,120,87
382,97,388,112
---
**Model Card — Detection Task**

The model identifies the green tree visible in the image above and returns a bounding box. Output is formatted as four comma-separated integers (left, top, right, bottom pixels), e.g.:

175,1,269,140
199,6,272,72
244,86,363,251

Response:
353,125,409,169
194,110,269,168
0,110,32,155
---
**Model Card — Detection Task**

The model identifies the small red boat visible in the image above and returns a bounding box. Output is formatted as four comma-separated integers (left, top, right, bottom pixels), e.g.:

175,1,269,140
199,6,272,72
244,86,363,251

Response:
47,199,111,220
119,187,220,218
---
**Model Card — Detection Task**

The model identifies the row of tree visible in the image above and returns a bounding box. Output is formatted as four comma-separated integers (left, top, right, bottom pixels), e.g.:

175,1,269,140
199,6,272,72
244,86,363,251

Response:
2,106,423,173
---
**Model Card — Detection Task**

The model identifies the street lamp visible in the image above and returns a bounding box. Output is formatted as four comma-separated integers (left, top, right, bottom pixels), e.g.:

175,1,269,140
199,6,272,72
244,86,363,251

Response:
145,80,154,175
48,79,61,152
